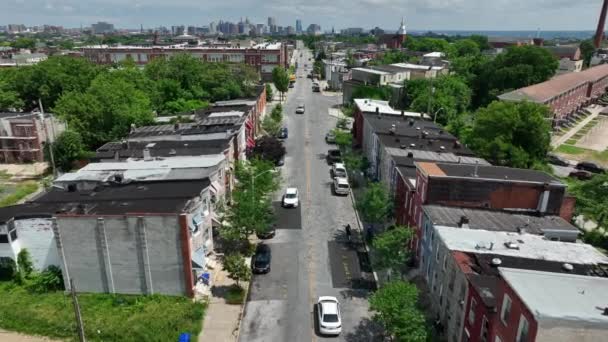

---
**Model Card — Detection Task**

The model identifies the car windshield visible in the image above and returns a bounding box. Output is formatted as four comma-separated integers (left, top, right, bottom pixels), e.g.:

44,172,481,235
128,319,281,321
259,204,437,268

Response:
285,193,297,199
323,314,339,322
338,183,349,188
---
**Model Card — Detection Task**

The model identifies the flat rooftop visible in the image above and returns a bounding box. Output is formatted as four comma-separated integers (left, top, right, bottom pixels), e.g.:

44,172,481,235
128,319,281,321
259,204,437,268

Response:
354,99,426,118
379,134,476,156
361,113,439,138
499,268,608,327
424,205,578,235
417,162,563,185
436,226,608,265
94,139,229,161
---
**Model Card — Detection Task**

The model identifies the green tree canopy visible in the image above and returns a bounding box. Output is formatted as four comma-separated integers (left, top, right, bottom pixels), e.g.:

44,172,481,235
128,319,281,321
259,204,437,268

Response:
579,40,595,67
569,173,608,228
251,136,286,165
265,83,274,102
372,226,414,274
52,130,88,172
453,39,481,57
469,35,490,50
261,115,282,136
12,37,36,50
272,67,289,101
369,281,428,342
465,101,551,168
369,50,409,66
222,253,251,287
351,85,392,102
405,37,455,56
404,75,472,125
357,182,392,226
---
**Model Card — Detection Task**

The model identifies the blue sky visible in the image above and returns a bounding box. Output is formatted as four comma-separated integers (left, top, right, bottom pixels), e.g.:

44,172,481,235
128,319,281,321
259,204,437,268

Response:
0,0,604,31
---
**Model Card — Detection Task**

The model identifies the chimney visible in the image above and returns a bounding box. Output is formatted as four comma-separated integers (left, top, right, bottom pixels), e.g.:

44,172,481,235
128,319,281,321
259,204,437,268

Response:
454,140,461,149
174,123,180,131
407,151,414,158
401,110,405,118
408,119,414,126
458,215,469,228
473,161,479,177
143,148,152,161
376,107,380,117
114,173,123,183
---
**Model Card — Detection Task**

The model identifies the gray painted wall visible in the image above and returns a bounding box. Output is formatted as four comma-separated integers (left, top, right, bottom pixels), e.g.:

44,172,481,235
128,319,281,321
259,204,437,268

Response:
55,215,187,296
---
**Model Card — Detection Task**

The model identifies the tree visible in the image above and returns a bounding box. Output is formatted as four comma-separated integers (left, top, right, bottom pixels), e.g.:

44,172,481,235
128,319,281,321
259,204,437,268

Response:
17,249,34,278
369,281,428,342
0,78,24,111
474,46,558,107
569,173,608,229
453,39,481,57
223,253,251,287
405,37,455,57
579,40,595,67
372,226,414,275
469,35,490,50
369,50,409,66
265,83,274,102
465,101,551,168
261,115,282,136
334,130,352,149
12,37,36,50
346,49,356,68
270,104,283,122
404,75,472,125
272,67,289,101
251,136,286,165
351,85,392,102
357,182,392,227
52,130,88,172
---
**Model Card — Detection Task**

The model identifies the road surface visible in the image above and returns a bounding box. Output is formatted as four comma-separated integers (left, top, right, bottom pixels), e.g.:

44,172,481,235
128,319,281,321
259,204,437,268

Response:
239,42,381,342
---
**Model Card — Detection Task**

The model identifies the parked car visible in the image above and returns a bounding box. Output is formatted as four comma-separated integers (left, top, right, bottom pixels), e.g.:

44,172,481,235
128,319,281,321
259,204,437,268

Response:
296,104,305,114
576,161,605,174
327,149,342,164
252,244,271,274
282,187,300,208
312,83,320,92
325,131,336,143
289,82,295,88
333,177,350,196
547,153,570,166
317,296,342,336
278,127,288,139
569,170,594,180
256,225,276,239
332,163,347,178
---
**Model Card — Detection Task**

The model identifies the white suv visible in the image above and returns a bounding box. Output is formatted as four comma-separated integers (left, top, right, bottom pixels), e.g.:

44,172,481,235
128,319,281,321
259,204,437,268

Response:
331,163,347,178
282,187,299,208
333,177,350,196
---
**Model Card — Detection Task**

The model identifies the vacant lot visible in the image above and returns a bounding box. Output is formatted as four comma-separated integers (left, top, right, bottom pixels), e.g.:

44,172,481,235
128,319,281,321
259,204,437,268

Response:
0,282,205,342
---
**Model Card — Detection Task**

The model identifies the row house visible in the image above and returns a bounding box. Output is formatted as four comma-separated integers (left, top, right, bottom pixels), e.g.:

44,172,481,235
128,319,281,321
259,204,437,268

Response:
419,223,608,342
498,64,608,127
0,178,214,297
81,43,288,81
543,45,584,74
0,112,65,164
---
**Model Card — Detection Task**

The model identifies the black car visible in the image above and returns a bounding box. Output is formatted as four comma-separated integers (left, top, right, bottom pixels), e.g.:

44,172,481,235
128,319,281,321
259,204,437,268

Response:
576,161,605,174
256,225,276,239
569,170,594,180
278,127,288,139
547,153,569,167
252,244,271,274
327,149,342,164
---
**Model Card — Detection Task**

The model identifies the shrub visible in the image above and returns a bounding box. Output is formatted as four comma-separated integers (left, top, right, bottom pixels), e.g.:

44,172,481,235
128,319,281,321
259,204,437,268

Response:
225,285,246,304
16,249,33,278
0,257,17,281
27,265,64,293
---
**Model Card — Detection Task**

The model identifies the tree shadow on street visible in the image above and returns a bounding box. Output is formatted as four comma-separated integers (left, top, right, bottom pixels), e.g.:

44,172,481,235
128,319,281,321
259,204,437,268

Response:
343,318,385,342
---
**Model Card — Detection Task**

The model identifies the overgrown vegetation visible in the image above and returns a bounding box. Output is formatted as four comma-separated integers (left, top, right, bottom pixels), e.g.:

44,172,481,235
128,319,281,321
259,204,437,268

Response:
0,181,39,207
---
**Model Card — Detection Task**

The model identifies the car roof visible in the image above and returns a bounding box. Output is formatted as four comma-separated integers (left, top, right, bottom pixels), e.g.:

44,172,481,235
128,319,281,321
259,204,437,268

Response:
319,298,339,314
334,163,345,169
335,177,349,184
256,244,271,252
286,187,298,194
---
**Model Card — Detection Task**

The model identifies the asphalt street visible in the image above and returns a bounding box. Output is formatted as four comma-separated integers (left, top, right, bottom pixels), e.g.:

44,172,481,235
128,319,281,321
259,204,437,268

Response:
239,42,381,342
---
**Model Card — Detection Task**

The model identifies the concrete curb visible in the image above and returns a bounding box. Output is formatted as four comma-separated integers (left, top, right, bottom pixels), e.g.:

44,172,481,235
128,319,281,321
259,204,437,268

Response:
233,257,252,341
348,187,380,286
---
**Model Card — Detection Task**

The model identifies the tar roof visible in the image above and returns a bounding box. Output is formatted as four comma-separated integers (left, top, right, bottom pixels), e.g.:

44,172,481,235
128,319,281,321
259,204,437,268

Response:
423,205,578,235
94,139,229,160
379,134,475,156
435,226,608,265
499,268,608,326
417,162,562,185
0,179,210,222
362,114,441,137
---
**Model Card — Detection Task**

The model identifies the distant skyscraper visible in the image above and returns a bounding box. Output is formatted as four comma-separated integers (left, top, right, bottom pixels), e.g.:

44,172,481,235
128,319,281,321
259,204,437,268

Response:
268,17,276,27
209,22,216,33
296,19,302,33
91,21,114,34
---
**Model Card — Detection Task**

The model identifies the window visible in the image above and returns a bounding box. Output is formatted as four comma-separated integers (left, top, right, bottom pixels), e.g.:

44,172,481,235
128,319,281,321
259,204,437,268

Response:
443,255,448,270
439,284,444,305
516,316,529,342
468,298,476,325
261,54,278,63
500,295,512,325
435,245,440,261
0,234,8,243
480,316,489,342
9,228,17,242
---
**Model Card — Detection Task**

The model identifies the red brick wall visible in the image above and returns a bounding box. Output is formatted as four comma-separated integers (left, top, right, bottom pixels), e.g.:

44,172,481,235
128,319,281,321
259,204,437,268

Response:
559,195,576,222
493,278,538,342
462,283,498,342
353,107,364,147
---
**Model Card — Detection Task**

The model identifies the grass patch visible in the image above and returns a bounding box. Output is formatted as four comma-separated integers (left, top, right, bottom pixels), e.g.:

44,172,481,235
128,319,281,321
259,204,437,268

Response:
0,182,38,207
592,149,608,162
225,285,246,304
0,170,11,180
0,281,205,341
555,144,588,155
565,138,578,145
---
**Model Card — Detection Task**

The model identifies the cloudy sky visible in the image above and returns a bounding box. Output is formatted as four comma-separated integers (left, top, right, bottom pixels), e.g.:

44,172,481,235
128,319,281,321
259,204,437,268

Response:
0,0,604,31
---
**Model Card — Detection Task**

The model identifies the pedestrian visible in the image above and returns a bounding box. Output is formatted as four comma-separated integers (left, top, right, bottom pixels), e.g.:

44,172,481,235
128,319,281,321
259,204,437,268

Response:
345,224,352,242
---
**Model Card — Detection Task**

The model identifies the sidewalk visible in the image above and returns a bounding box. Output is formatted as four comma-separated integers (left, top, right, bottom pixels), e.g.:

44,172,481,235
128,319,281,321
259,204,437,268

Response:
0,330,59,342
551,106,601,148
198,256,249,342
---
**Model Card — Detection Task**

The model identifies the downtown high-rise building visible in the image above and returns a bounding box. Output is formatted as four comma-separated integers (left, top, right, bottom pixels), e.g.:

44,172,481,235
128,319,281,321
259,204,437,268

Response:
296,19,302,33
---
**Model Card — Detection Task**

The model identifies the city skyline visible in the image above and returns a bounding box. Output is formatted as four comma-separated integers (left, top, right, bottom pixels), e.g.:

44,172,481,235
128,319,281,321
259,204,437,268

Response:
0,0,604,31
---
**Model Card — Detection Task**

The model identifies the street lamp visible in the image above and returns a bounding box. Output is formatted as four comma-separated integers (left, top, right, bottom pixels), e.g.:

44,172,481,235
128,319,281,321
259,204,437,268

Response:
433,107,446,123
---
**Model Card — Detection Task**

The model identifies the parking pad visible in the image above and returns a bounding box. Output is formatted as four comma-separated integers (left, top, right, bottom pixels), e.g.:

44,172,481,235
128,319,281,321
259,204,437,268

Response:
328,241,362,288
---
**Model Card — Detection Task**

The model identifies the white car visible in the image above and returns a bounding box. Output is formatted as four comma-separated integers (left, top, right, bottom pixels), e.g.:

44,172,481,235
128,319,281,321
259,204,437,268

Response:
282,187,299,208
296,104,305,114
332,163,347,178
333,177,350,196
317,296,342,335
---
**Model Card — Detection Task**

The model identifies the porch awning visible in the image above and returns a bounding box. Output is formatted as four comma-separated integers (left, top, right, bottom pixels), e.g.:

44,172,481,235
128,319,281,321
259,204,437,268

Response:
191,247,206,269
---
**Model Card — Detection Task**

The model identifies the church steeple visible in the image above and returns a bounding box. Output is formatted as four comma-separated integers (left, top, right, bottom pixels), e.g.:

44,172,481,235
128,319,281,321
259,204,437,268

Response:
397,17,407,35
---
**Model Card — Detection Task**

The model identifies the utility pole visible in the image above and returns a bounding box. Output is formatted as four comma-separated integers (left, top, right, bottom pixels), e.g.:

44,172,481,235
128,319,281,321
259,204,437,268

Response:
69,278,86,342
38,99,57,178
